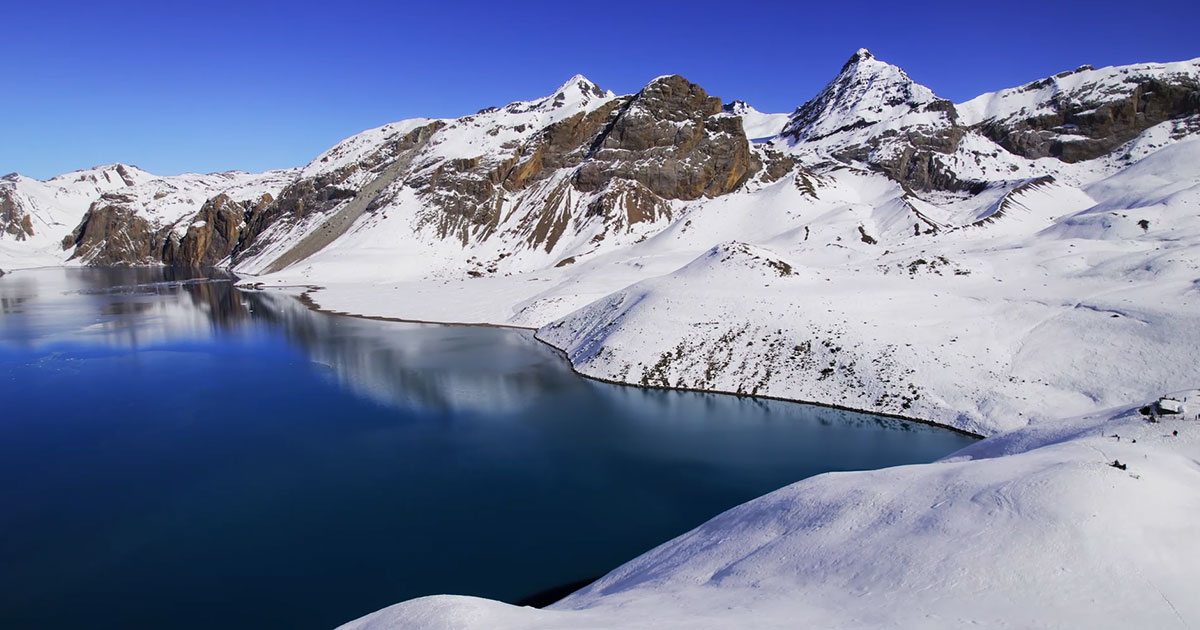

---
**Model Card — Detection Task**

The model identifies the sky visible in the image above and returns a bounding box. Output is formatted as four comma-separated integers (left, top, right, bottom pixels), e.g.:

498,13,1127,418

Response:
3,0,1198,180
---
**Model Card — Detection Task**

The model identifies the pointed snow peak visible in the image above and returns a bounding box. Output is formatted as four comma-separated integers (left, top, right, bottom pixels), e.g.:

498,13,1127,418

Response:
507,73,612,115
558,73,597,92
849,47,874,63
784,49,951,143
552,74,607,101
835,48,881,75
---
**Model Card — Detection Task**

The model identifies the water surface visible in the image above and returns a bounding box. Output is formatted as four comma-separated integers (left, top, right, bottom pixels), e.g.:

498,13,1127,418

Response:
0,267,975,629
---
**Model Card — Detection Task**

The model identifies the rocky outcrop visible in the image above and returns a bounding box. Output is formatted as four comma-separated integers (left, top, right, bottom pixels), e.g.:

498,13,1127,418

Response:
974,76,1200,162
0,187,35,240
575,75,755,199
404,98,628,249
64,191,274,267
400,76,754,253
584,179,673,231
162,193,271,266
229,74,761,266
832,124,971,192
64,194,161,265
235,121,445,264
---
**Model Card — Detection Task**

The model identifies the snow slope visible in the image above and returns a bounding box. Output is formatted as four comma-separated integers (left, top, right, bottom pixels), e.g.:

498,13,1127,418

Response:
533,140,1200,435
290,136,1199,437
340,393,1200,629
723,100,789,141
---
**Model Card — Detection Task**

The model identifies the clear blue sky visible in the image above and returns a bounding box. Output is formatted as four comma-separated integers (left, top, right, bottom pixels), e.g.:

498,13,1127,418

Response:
4,0,1198,180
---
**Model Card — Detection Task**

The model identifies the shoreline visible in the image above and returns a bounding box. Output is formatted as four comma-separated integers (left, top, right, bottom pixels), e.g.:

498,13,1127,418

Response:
293,289,538,331
288,285,985,440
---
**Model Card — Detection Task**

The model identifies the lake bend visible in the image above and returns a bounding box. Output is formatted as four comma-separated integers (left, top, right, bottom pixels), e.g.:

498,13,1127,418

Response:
0,267,976,629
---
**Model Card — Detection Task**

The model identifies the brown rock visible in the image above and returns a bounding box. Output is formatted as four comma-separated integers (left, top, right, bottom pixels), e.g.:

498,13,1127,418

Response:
0,188,35,241
65,197,159,265
976,77,1200,162
574,75,755,200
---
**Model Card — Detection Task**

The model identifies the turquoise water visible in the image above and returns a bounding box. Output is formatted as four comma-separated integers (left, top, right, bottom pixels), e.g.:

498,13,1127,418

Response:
0,267,975,629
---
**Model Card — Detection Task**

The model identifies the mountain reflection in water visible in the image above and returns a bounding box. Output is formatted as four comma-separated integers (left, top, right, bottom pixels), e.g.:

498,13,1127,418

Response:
0,267,975,630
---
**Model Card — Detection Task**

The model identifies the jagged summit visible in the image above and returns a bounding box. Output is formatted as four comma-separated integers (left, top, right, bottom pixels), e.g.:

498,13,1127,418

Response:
723,100,751,114
846,47,874,64
784,49,950,144
514,74,612,114
627,74,723,121
555,74,606,97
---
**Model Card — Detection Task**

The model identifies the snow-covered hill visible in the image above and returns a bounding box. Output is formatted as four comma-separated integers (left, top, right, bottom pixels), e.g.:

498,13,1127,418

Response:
339,392,1200,630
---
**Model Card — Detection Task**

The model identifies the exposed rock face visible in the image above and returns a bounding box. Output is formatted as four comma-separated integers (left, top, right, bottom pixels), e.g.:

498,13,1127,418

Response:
235,120,445,263
575,75,755,200
832,124,969,192
755,146,796,184
393,76,753,254
584,179,673,231
64,194,160,265
230,74,759,266
0,188,35,240
64,191,276,267
973,76,1200,162
163,193,271,266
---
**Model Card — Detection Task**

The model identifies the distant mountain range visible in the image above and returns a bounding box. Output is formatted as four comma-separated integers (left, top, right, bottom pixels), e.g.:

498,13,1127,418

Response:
4,50,1196,276
4,50,1199,434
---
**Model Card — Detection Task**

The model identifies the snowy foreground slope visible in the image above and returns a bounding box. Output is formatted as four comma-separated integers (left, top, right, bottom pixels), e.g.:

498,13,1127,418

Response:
341,394,1200,630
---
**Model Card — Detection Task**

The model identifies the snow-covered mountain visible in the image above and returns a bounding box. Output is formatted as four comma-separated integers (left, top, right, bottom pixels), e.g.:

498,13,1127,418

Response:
3,50,1199,434
6,49,1200,629
0,163,296,269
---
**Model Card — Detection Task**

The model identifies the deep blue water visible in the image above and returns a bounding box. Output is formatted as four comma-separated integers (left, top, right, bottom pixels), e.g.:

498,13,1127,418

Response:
0,267,975,629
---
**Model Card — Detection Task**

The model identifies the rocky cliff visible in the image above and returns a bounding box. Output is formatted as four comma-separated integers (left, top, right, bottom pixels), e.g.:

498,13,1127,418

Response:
230,73,758,274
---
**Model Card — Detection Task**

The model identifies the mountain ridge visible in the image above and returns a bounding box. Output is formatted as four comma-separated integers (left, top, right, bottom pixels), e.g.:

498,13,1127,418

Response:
2,52,1198,433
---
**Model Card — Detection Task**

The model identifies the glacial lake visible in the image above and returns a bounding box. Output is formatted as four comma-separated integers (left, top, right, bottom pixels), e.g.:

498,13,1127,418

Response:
0,267,976,629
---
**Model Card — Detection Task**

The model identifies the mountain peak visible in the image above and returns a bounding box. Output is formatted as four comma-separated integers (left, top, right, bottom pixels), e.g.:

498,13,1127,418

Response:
784,49,948,144
552,74,607,100
44,162,152,187
501,74,612,117
723,100,753,115
849,47,874,62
